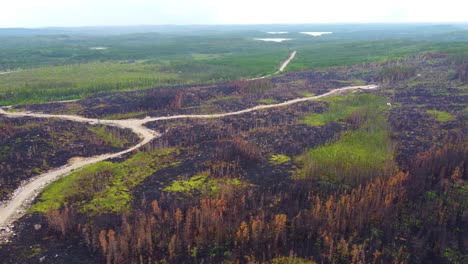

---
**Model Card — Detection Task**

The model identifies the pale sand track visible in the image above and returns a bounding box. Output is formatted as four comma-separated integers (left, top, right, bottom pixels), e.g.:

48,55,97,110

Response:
248,51,296,80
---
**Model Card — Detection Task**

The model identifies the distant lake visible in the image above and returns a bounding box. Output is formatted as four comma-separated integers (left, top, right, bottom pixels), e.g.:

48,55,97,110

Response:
254,38,292,42
89,47,109,50
300,32,333,36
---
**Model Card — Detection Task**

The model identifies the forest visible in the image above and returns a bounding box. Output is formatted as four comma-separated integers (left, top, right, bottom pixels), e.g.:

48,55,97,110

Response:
1,24,468,105
0,24,467,263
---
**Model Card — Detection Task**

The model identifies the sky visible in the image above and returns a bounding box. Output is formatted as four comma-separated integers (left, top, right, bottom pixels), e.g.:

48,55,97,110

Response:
0,0,467,28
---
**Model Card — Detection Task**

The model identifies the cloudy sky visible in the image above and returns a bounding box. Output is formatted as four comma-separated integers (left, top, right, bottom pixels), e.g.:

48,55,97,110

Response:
0,0,467,28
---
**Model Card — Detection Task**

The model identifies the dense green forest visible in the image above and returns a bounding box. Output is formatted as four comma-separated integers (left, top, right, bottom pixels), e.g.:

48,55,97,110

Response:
1,24,467,105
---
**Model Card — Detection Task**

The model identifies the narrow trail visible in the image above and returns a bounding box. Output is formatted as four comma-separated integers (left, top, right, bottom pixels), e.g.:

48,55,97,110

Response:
278,51,297,72
248,51,296,81
0,84,377,240
0,71,20,75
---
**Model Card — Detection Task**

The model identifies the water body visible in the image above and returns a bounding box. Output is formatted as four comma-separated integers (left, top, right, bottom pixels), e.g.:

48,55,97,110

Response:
300,32,333,36
254,38,292,42
89,47,109,50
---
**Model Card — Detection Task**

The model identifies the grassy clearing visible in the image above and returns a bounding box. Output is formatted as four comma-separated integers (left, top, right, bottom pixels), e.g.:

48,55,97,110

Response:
300,93,387,126
30,148,180,214
426,110,455,122
164,171,247,196
296,93,394,182
269,154,291,165
297,127,392,179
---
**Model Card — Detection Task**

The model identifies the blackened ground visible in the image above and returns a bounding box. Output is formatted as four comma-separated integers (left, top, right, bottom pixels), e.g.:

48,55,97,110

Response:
0,213,100,264
0,116,139,201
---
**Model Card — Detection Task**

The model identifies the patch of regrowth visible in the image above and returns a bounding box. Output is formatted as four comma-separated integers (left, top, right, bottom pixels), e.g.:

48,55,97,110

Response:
29,245,42,258
295,93,394,182
30,147,181,215
258,98,279,104
269,154,291,166
300,93,386,126
206,95,240,104
426,110,455,122
165,171,248,196
296,127,393,181
301,92,315,97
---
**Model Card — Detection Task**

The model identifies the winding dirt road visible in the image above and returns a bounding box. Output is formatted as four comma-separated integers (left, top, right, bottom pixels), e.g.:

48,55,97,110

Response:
0,84,377,240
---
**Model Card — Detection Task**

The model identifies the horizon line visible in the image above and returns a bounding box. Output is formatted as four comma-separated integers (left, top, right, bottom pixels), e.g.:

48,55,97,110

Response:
1,21,468,30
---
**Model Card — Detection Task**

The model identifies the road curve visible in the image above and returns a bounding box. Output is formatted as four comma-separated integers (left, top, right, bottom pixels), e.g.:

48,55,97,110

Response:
0,114,157,235
0,84,377,239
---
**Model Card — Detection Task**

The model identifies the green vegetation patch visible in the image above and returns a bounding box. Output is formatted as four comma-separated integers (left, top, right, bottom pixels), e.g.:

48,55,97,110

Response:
165,171,247,196
269,154,291,166
301,92,315,97
31,148,181,215
0,62,180,106
300,93,386,126
297,127,392,180
206,95,240,104
289,40,468,71
0,41,289,106
296,94,394,182
426,110,455,122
